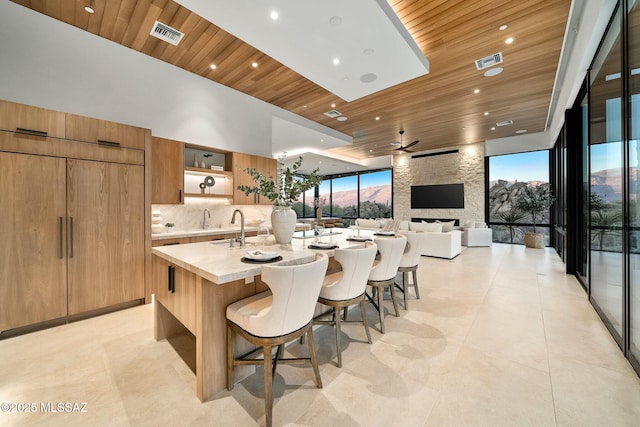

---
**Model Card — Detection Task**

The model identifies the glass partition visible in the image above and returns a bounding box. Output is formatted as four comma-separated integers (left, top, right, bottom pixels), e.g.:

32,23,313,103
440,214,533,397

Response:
589,6,623,339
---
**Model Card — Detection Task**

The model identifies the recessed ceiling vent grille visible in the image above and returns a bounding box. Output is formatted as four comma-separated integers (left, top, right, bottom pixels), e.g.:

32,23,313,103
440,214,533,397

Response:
475,52,503,70
324,110,342,118
496,120,513,127
150,21,184,46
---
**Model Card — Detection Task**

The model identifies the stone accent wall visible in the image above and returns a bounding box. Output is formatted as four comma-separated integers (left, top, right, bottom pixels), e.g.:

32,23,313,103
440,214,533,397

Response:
393,142,485,225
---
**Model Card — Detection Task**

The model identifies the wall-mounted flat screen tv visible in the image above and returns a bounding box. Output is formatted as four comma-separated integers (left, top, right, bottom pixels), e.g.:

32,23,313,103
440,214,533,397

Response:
411,183,464,209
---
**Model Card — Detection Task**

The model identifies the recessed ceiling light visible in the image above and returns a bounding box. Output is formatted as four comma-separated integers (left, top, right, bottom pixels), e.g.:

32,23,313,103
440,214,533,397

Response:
369,149,373,153
343,76,349,81
329,16,342,26
84,5,94,13
251,62,258,68
491,127,495,130
210,64,217,70
499,24,508,31
505,37,514,44
375,117,380,121
484,112,489,116
474,89,480,94
484,67,503,77
333,57,340,65
320,139,324,142
303,105,307,108
337,116,348,122
515,129,528,134
270,11,279,20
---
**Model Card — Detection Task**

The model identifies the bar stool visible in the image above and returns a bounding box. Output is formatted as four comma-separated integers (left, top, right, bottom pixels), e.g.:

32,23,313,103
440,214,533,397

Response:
396,231,426,309
226,253,329,427
314,242,378,367
366,235,407,333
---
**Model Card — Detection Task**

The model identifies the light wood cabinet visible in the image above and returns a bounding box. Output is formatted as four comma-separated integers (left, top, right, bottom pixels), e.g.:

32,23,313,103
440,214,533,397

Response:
232,152,276,205
67,160,145,315
65,113,146,150
153,256,196,334
0,152,67,331
151,137,184,204
0,99,149,334
0,99,65,139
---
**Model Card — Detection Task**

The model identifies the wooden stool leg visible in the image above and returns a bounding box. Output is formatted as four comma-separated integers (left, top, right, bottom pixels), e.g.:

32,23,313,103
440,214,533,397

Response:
377,285,385,334
389,283,400,317
227,323,234,390
335,307,343,368
360,299,372,343
412,270,420,299
403,272,409,310
263,344,273,427
306,326,323,388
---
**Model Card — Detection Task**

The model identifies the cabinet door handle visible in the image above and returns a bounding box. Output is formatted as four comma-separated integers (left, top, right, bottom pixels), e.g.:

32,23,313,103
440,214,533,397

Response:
16,127,48,137
179,189,182,203
69,217,74,258
168,265,176,293
58,217,64,259
97,139,121,148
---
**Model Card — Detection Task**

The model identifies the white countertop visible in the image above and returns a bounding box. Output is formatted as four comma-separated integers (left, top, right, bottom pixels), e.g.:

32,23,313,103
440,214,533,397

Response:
151,232,372,284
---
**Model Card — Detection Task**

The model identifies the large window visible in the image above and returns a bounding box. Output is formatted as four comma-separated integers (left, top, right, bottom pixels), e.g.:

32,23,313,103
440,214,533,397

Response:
488,150,551,244
292,168,393,221
359,170,393,218
330,175,358,218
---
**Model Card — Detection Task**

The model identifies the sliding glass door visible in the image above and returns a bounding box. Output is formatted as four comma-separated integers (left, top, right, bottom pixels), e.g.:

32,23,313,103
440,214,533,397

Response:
589,7,624,341
628,0,640,366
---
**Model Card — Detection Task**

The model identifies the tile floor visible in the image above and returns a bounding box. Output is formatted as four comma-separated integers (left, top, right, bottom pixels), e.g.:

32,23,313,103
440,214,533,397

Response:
2,244,640,426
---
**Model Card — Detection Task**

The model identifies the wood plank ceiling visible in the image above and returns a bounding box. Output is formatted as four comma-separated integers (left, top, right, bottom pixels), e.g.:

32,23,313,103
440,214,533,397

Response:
11,0,571,159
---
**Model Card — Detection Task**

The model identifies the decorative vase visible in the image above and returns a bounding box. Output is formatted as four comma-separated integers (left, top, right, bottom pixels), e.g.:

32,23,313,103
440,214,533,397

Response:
524,231,545,248
271,206,297,244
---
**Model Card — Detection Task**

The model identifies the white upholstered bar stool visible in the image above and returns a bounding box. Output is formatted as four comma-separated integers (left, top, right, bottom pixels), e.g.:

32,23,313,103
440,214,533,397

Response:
226,253,329,427
366,235,407,333
314,242,378,367
396,231,426,310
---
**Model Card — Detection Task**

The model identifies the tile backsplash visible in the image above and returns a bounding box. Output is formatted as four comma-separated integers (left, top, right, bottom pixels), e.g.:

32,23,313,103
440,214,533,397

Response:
153,199,274,231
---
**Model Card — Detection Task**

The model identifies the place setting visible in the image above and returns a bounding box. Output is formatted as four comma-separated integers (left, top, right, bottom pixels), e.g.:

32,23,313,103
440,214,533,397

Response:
240,249,283,264
373,231,396,237
307,240,339,250
346,235,372,242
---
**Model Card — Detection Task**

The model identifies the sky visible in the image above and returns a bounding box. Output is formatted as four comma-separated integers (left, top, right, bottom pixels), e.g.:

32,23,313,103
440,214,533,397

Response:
489,150,549,182
325,170,392,192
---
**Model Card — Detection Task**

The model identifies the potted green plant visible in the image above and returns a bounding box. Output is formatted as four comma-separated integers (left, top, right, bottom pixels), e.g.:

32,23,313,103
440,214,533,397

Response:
238,156,321,243
512,183,555,248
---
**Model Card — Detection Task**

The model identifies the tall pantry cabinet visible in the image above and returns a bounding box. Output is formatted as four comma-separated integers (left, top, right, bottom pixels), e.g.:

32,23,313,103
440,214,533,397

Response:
0,100,148,334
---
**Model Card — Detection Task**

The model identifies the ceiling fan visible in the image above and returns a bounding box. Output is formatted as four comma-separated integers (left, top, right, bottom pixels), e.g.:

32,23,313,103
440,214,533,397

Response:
393,130,419,153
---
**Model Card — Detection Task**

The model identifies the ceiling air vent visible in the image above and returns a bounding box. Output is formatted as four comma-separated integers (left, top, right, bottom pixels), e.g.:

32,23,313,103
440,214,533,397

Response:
496,120,513,127
324,110,342,118
150,21,184,46
475,52,503,70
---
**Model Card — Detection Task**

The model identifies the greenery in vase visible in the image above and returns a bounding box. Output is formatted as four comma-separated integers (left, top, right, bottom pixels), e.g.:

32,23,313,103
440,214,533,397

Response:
237,156,322,208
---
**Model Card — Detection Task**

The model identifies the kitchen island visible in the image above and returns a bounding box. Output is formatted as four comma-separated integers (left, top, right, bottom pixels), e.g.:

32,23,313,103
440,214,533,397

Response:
151,230,362,401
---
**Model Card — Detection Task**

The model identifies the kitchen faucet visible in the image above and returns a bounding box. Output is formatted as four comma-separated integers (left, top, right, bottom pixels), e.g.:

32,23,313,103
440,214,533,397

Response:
203,208,211,230
231,209,245,247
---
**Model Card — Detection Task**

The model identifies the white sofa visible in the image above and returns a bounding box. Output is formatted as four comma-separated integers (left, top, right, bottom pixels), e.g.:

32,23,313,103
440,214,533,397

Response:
353,218,462,259
463,228,493,247
421,230,462,259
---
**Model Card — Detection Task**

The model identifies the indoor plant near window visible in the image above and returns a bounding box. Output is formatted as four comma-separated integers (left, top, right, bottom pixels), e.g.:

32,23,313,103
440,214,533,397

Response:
513,183,555,248
237,156,321,244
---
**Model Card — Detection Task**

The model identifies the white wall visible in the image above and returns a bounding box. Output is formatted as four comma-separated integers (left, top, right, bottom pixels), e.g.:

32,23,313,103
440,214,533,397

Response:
0,1,345,157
